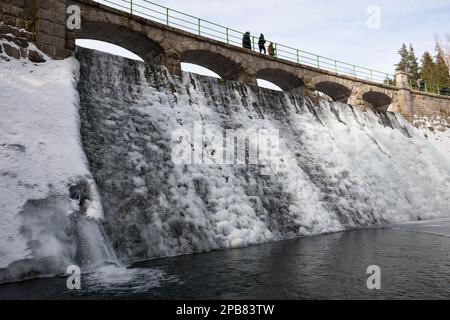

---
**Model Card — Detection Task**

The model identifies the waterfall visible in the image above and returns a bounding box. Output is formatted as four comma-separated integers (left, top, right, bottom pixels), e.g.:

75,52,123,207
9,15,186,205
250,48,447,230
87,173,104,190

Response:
76,47,450,265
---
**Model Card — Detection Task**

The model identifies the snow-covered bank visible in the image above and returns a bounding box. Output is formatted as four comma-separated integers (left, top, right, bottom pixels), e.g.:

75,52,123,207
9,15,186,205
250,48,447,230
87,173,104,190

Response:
0,51,115,283
77,48,450,264
414,116,450,163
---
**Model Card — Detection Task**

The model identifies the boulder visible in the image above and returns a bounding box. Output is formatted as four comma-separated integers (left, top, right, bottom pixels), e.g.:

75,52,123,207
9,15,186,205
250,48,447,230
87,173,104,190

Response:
28,49,46,63
2,43,20,59
0,24,14,35
12,37,29,48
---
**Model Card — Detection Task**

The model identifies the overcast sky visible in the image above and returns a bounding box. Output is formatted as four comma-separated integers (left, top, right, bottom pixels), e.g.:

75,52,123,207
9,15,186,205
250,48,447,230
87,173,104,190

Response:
78,0,450,89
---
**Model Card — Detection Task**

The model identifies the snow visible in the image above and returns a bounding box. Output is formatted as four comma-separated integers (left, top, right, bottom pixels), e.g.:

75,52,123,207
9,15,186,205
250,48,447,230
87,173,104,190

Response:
414,116,450,163
77,48,450,264
0,46,108,279
1,43,449,282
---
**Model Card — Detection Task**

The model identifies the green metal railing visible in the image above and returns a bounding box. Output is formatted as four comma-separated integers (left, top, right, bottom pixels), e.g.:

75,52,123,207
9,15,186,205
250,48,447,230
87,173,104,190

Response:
409,78,450,96
93,0,449,95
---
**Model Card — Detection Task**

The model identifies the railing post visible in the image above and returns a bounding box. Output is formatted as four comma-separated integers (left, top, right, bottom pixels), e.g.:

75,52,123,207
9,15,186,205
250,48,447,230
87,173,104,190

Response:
198,19,201,35
353,65,356,77
252,36,255,52
130,0,133,14
370,70,373,81
226,28,229,44
317,56,320,68
274,43,277,58
334,60,337,73
166,8,169,26
296,50,299,63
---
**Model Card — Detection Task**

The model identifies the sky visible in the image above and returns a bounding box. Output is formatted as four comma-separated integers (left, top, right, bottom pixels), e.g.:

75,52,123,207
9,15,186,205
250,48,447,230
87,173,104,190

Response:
77,0,450,90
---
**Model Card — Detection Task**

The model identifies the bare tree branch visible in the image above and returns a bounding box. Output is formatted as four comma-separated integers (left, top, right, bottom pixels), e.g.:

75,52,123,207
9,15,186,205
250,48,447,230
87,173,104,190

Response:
434,33,450,77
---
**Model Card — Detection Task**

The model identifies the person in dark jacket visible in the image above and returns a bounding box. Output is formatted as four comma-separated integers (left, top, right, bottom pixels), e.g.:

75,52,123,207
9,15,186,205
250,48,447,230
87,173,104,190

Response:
258,34,266,54
242,32,252,50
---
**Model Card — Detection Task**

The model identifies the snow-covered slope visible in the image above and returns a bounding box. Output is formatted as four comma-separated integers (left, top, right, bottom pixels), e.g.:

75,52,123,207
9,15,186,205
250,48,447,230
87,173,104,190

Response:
77,48,450,264
414,116,450,163
0,50,115,283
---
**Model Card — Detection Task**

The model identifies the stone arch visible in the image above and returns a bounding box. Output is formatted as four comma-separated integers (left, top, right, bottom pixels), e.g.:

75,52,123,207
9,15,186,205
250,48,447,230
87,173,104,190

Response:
314,81,352,102
310,75,352,102
362,90,393,111
255,68,306,94
180,49,245,82
74,21,166,65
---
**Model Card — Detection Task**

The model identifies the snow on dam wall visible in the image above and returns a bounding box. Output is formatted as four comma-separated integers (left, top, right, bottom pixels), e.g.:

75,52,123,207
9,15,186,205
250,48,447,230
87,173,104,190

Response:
76,47,450,264
0,44,449,283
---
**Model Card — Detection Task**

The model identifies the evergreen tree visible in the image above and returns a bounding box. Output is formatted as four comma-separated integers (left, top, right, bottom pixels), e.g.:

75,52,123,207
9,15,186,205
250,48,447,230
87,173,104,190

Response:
408,44,420,82
419,51,435,81
395,43,409,72
419,51,435,92
434,47,450,88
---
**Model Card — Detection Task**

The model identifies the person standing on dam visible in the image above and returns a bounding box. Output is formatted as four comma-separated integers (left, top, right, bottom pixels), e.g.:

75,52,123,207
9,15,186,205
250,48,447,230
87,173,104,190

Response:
242,32,252,50
268,42,276,57
258,34,267,54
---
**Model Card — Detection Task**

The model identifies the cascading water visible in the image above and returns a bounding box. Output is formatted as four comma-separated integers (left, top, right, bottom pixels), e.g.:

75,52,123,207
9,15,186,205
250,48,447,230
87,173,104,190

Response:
0,51,119,283
76,47,450,265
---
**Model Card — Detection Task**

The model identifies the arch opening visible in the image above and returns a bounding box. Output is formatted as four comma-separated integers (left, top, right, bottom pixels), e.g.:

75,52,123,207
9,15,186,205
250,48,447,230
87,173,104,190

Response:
181,63,221,78
314,81,351,103
256,68,305,94
74,22,165,65
362,91,392,111
76,39,144,62
257,79,283,91
181,50,242,81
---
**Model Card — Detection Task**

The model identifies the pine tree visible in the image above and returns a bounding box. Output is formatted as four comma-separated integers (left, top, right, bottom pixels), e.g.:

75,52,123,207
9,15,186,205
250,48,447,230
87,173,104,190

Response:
434,47,450,89
395,43,410,73
419,51,435,92
408,44,420,83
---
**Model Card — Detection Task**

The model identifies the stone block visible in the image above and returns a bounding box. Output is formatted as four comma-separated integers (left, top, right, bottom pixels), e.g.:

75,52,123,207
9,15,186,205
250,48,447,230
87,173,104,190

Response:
37,20,66,37
14,0,26,8
0,24,14,35
54,45,67,58
2,4,23,17
28,49,46,63
37,10,57,23
49,1,66,15
65,39,75,50
36,0,50,11
0,34,14,42
20,47,27,58
3,15,15,25
2,42,20,59
37,33,66,48
12,36,29,48
40,43,56,57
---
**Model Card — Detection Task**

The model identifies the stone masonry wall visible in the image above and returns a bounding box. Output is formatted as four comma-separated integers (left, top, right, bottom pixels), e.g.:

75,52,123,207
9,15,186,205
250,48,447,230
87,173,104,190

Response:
412,92,450,130
35,0,73,58
0,23,45,62
0,0,36,33
0,0,73,59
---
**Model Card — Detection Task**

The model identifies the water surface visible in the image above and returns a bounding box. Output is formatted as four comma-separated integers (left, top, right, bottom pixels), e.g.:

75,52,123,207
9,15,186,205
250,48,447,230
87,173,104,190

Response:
1,219,449,300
